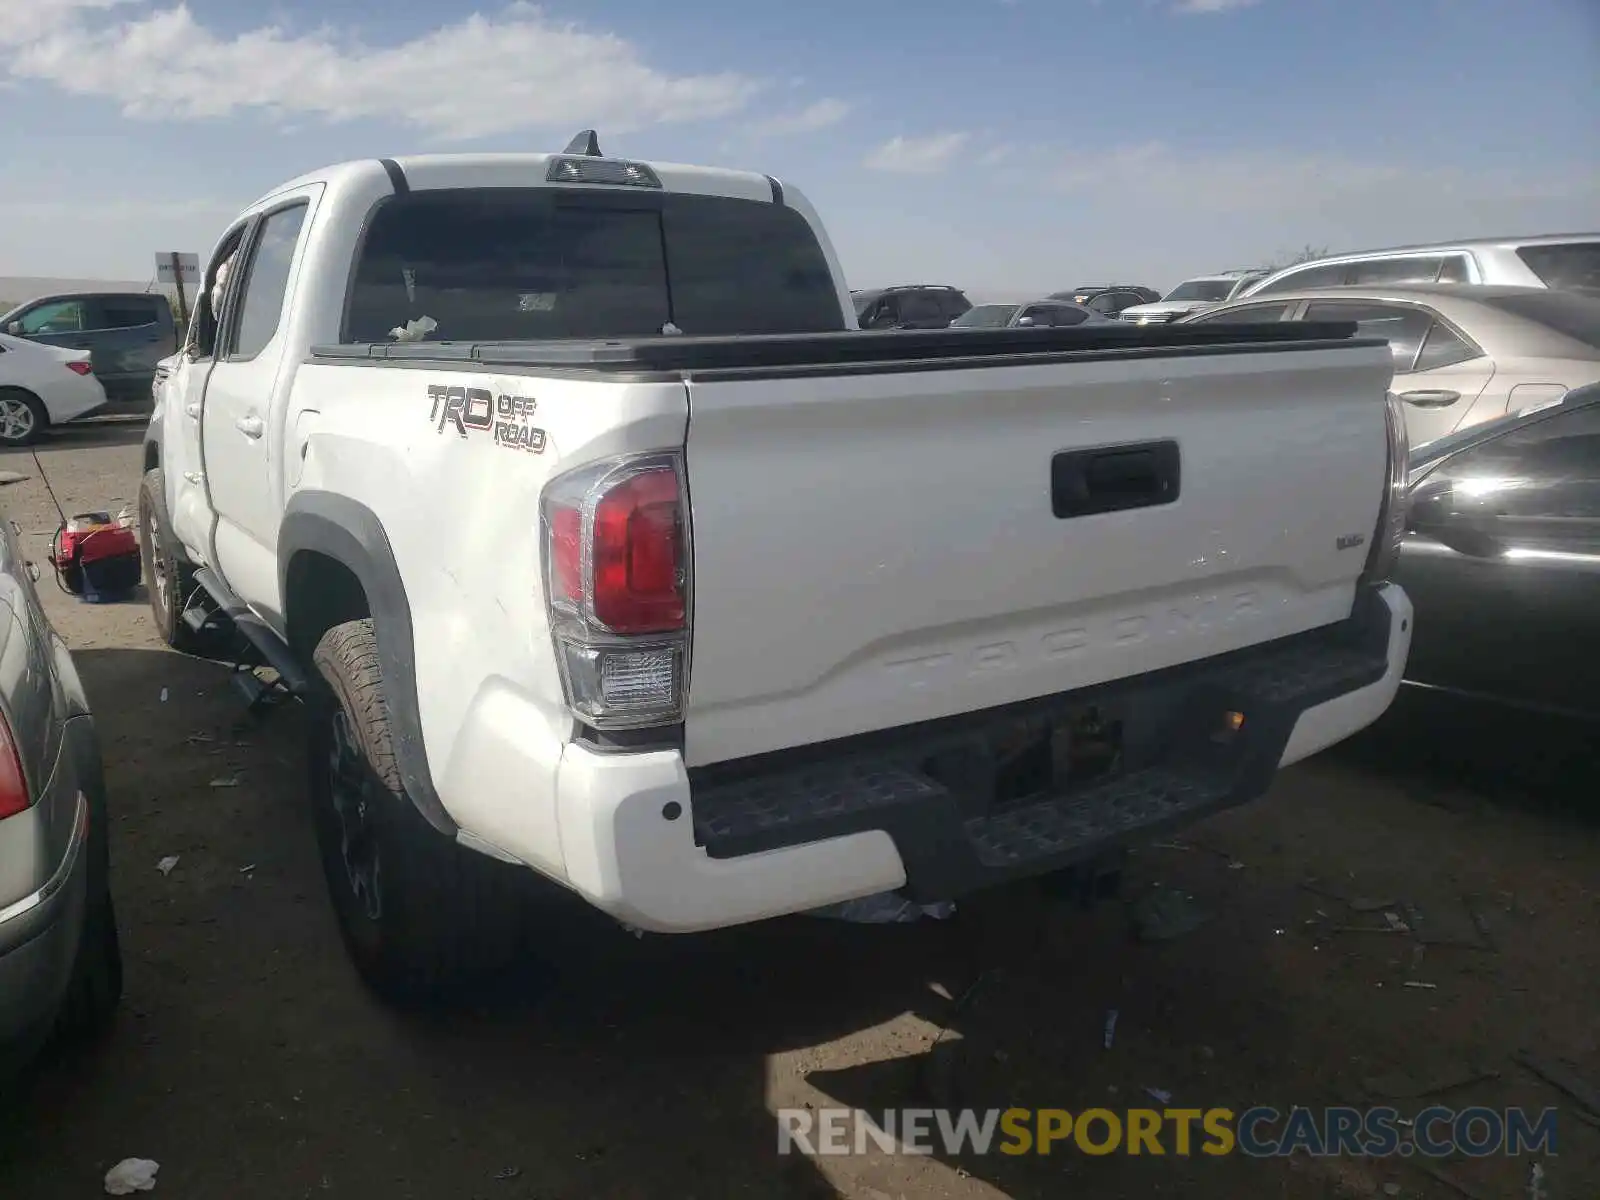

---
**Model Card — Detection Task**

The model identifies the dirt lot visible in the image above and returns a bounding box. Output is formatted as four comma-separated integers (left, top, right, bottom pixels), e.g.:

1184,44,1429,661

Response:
0,419,1596,1200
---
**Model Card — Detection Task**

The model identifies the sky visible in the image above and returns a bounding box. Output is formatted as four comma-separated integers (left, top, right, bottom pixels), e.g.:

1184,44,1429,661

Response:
1,0,1596,297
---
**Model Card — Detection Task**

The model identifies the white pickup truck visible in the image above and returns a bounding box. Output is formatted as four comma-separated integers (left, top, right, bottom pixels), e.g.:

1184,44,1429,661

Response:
140,132,1414,1000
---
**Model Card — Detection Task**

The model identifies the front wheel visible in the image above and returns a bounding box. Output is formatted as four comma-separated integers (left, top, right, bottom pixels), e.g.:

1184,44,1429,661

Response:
308,619,528,1005
138,468,203,651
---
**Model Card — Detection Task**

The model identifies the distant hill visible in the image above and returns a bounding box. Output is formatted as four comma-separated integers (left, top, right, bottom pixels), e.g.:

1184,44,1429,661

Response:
0,276,183,313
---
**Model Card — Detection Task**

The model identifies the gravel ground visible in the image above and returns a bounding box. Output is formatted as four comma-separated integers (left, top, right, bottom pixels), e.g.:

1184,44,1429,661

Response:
0,418,1596,1200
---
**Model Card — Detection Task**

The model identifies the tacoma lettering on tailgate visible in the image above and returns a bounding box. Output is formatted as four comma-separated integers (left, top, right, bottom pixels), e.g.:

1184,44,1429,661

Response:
884,590,1262,687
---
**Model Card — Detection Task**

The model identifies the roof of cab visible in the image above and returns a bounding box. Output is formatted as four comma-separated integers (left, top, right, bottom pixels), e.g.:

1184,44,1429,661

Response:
243,151,783,215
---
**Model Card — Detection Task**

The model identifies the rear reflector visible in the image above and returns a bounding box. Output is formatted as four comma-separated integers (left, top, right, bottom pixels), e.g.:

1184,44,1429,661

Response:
66,361,93,376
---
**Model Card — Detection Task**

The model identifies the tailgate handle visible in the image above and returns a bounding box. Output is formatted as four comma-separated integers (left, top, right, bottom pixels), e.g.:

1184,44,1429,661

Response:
1052,440,1181,518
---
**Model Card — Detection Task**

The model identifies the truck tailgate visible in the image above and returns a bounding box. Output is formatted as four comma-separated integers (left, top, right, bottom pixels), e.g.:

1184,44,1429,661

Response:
681,341,1394,767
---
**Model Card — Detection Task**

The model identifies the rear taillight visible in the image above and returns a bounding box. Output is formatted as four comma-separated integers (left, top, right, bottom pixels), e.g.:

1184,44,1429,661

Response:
541,452,689,730
1361,389,1411,586
0,708,30,819
66,361,93,377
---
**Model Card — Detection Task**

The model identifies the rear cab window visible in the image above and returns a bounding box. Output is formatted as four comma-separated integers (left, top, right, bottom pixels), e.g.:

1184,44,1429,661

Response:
1515,242,1600,293
342,188,845,342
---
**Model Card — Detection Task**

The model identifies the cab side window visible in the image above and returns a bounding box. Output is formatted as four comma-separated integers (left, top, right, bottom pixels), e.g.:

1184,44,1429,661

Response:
228,203,309,360
191,227,251,359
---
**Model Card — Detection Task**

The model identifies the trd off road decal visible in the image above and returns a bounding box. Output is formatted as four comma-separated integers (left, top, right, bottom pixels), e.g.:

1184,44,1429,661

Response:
427,384,547,454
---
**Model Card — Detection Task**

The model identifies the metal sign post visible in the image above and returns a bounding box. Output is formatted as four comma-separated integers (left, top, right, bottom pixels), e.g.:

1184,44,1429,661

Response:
155,252,201,327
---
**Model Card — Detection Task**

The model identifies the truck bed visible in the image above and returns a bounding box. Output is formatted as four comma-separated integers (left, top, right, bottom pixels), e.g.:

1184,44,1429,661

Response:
307,320,1369,376
303,321,1394,770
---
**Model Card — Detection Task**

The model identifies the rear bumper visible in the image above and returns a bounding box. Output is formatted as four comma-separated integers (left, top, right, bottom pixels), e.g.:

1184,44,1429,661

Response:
534,583,1411,933
0,780,91,1060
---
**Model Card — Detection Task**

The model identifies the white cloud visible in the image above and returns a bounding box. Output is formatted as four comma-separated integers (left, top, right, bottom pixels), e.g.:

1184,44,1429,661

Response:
750,98,851,137
0,1,764,139
863,132,970,175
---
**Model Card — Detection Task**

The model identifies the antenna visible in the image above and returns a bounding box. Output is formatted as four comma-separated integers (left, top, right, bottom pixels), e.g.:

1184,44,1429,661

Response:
28,447,67,527
563,129,602,157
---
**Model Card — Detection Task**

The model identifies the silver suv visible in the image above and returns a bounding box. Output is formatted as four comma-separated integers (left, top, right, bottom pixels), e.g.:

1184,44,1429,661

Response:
1238,234,1600,299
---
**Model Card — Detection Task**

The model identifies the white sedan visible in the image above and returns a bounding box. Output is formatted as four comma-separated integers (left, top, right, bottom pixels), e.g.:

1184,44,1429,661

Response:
0,331,108,446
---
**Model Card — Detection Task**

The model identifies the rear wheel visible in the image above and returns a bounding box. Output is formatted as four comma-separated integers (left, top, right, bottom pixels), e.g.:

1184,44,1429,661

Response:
138,468,203,651
0,388,46,447
308,619,527,1004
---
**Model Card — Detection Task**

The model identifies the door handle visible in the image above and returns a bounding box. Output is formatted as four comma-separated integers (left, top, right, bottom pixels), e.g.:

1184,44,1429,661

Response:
236,414,265,439
1399,389,1461,408
184,402,201,420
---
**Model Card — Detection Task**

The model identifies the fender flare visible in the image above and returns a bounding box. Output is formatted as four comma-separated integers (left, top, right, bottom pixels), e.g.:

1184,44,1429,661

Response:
279,491,456,835
142,418,163,470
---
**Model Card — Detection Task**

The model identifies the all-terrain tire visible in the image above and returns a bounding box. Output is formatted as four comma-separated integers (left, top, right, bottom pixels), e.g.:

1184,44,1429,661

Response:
308,619,526,1005
138,468,203,652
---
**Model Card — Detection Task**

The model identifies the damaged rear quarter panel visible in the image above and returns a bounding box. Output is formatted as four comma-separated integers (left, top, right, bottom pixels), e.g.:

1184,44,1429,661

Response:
286,360,687,838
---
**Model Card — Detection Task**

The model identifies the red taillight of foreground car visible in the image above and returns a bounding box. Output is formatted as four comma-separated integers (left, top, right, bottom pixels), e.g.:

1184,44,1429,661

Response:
0,709,30,819
65,361,94,377
541,453,689,730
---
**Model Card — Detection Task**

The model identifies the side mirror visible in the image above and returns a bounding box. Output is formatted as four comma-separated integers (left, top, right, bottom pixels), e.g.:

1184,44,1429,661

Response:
1016,316,1037,328
5,321,22,336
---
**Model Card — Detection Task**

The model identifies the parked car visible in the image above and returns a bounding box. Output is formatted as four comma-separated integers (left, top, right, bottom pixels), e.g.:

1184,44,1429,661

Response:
0,331,109,447
1237,234,1600,300
1047,286,1161,317
949,299,1109,328
1395,382,1600,720
852,285,971,329
0,292,178,410
1177,285,1600,449
142,134,1410,1003
0,482,122,1074
1117,276,1247,325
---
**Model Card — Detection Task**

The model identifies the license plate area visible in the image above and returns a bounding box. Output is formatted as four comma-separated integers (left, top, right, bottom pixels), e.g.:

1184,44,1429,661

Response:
921,704,1125,819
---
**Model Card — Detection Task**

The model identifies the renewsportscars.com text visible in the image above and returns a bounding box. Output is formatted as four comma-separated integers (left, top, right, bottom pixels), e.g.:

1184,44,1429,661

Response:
776,1105,1559,1159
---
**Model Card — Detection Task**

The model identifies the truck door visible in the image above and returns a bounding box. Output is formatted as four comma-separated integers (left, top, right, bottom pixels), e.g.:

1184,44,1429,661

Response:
199,189,319,621
167,223,251,566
